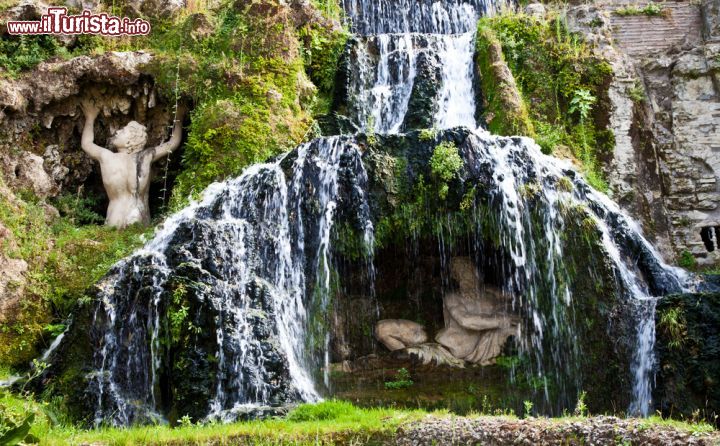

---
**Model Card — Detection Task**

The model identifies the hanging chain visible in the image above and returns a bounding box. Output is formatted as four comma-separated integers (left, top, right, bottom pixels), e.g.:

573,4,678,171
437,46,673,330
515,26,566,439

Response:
160,46,182,211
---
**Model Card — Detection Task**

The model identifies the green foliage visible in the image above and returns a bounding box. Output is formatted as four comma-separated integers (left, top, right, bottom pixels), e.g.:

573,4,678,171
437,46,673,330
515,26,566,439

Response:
52,190,104,225
0,185,148,367
477,11,613,192
419,128,438,141
678,250,697,269
574,391,588,417
384,368,414,390
568,89,596,122
475,25,535,137
77,0,347,207
0,391,51,444
658,307,687,350
627,81,646,103
615,3,665,16
311,0,344,21
523,400,534,418
299,23,349,115
0,35,64,77
287,400,357,422
430,141,463,200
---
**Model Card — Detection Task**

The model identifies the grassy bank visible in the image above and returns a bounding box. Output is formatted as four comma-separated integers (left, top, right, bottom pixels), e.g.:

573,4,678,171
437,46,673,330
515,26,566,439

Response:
2,396,715,445
3,399,426,445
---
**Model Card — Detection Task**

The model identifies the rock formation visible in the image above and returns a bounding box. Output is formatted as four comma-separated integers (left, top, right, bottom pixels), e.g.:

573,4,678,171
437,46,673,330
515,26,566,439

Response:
569,0,720,265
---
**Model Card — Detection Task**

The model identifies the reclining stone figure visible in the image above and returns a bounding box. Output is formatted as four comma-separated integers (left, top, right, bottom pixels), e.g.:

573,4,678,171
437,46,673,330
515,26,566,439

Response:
374,319,428,351
80,98,186,228
374,257,518,367
435,257,519,365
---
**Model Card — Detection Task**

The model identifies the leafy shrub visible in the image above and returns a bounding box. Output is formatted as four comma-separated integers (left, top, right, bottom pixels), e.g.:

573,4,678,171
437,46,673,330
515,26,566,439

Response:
0,35,64,77
477,12,613,191
430,141,463,200
53,191,104,225
615,3,665,16
384,368,414,390
678,250,696,269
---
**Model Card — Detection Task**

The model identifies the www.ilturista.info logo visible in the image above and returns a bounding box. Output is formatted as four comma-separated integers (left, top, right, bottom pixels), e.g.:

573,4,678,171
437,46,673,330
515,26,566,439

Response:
7,7,151,36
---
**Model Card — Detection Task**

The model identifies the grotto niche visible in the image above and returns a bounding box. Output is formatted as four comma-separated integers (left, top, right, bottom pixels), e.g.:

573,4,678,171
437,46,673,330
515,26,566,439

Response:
374,257,519,366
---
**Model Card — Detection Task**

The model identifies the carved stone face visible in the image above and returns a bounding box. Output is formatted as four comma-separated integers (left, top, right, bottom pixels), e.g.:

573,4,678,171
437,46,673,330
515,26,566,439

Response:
109,121,148,154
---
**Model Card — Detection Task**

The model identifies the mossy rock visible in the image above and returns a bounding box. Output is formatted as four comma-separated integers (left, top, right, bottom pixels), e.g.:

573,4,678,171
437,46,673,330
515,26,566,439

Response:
655,292,720,423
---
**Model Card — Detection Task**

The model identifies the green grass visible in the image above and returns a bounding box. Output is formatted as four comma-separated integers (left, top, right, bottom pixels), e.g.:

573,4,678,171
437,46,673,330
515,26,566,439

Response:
0,395,716,445
40,401,427,445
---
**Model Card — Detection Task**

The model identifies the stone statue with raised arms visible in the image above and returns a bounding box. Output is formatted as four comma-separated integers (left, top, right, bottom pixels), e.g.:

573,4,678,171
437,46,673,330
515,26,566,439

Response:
80,98,186,228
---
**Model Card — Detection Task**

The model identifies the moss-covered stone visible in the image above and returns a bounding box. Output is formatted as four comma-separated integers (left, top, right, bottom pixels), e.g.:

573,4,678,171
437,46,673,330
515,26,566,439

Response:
655,292,720,423
475,25,535,137
475,12,613,191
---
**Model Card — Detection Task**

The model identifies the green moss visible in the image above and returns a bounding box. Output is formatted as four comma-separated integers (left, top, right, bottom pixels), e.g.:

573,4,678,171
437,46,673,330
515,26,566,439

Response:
615,3,666,16
299,23,349,115
0,185,148,368
476,11,613,192
475,25,535,136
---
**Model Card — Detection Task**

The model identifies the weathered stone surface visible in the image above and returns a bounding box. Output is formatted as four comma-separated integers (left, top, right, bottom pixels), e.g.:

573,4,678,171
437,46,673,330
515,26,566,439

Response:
524,2,546,17
0,221,28,324
570,2,720,266
0,51,177,200
0,150,58,198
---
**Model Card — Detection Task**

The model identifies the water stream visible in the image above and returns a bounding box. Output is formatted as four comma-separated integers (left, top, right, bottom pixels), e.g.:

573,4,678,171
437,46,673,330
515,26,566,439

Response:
63,0,689,424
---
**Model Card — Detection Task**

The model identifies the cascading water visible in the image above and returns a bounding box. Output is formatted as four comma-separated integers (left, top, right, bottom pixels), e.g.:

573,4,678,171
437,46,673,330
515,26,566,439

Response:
342,0,490,133
46,0,694,425
459,130,687,414
338,0,687,415
84,137,374,425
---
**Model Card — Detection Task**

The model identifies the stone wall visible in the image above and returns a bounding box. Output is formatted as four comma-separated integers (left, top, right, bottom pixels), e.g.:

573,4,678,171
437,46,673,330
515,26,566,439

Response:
571,0,720,266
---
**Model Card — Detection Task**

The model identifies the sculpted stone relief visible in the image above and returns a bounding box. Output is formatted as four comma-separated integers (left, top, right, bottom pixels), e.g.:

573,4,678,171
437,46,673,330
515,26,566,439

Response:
375,257,519,366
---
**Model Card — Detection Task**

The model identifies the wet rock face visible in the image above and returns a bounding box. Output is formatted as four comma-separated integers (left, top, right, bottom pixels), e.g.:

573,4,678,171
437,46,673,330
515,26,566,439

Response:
654,291,720,423
402,51,443,130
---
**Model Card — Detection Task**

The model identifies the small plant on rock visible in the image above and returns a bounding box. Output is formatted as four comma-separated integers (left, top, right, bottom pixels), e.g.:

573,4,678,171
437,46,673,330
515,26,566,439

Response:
384,368,414,390
574,391,588,417
430,141,464,200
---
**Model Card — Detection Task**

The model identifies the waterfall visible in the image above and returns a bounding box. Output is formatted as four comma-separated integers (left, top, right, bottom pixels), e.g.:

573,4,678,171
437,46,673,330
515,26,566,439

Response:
339,0,686,415
343,0,493,132
87,137,374,425
59,0,693,425
461,130,687,414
